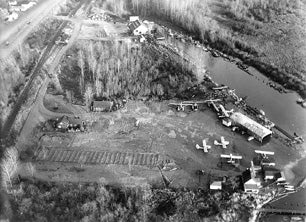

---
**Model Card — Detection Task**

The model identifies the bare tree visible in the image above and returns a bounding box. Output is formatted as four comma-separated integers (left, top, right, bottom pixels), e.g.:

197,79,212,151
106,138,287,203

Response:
1,147,19,191
27,162,35,178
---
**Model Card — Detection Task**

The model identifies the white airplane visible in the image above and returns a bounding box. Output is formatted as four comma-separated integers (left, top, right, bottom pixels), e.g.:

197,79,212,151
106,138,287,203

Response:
214,136,230,148
254,150,275,158
196,139,211,153
220,153,242,164
218,104,234,118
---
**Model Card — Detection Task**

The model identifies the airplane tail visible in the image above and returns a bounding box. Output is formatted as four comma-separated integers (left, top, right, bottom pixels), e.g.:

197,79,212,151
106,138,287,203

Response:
214,140,219,145
196,144,202,150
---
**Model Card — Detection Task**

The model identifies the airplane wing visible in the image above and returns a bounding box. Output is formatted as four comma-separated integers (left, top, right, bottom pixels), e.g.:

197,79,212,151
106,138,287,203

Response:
222,144,227,149
220,154,231,158
231,155,242,159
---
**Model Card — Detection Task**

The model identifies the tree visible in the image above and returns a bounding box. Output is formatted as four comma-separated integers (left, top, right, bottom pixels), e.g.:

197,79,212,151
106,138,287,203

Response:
1,147,19,191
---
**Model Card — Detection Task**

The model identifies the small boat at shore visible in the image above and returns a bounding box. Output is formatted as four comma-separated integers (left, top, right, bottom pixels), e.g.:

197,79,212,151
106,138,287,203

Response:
296,98,306,108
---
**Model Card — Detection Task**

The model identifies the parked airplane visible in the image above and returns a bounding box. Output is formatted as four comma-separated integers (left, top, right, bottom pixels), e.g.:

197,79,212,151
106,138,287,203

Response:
214,136,230,148
255,150,275,166
220,153,242,165
254,150,275,158
196,139,211,153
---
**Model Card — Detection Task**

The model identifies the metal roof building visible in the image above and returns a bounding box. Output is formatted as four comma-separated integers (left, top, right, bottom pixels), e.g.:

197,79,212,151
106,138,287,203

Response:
230,112,272,143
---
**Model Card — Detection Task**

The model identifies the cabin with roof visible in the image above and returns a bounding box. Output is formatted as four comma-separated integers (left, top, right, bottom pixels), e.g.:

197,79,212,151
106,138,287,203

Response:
210,181,222,190
128,20,149,36
244,178,262,193
230,112,272,143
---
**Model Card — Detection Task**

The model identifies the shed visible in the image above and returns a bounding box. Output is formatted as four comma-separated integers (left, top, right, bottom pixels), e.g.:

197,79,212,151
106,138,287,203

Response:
230,112,272,143
210,181,222,190
244,178,261,193
91,101,113,112
129,16,139,22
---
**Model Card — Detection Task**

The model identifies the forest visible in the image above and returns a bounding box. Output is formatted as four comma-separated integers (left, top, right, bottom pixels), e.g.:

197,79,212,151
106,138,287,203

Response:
100,0,306,98
8,178,259,222
57,40,196,105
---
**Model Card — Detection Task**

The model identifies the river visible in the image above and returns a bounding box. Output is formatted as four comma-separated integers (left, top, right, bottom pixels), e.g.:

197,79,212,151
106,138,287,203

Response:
166,37,306,139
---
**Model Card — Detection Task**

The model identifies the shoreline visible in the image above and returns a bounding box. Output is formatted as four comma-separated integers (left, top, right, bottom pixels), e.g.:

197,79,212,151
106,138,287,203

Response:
141,15,306,100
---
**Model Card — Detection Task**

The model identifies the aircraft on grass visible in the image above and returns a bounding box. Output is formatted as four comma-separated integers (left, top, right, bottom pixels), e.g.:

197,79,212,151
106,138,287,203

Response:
196,139,211,153
255,150,275,166
254,150,275,158
214,136,230,148
220,153,242,166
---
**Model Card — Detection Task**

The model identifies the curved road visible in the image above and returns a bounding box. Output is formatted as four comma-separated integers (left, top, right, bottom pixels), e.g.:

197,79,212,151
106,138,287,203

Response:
0,0,87,141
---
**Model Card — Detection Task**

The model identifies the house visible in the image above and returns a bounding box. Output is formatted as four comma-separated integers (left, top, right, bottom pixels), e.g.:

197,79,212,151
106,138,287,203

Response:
91,100,114,112
6,12,18,21
244,178,262,193
129,16,139,22
128,20,149,36
210,181,222,190
262,166,280,181
143,20,155,32
230,112,272,143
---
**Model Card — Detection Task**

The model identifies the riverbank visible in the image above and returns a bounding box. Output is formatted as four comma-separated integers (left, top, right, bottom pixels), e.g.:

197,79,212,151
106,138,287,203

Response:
103,0,306,99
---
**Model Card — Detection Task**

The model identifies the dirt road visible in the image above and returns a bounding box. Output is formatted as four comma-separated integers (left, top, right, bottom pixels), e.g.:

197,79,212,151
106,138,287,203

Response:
0,0,86,140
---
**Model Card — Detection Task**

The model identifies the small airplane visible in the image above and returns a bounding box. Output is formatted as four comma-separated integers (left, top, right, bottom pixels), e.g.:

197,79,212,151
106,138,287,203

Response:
255,150,275,166
218,104,234,118
220,153,242,165
214,136,230,148
254,150,275,158
196,139,211,153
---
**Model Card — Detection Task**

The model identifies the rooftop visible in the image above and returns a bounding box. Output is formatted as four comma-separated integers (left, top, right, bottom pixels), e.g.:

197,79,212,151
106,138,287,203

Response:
230,112,272,140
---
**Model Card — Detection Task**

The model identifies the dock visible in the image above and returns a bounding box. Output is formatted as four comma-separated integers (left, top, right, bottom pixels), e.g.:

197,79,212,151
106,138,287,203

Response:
259,208,306,215
274,125,295,140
